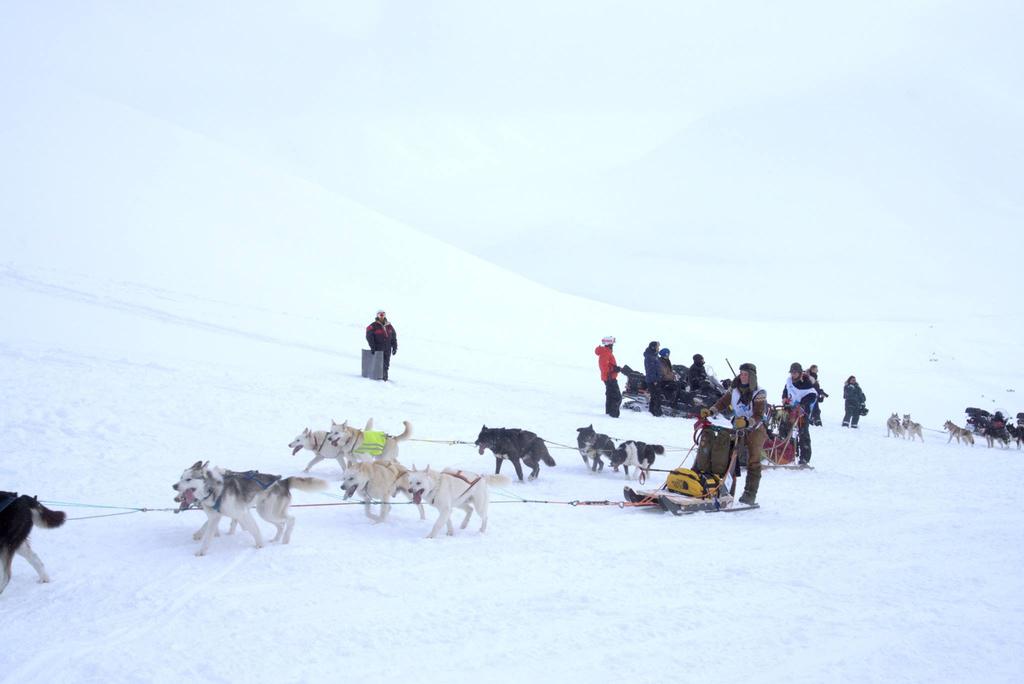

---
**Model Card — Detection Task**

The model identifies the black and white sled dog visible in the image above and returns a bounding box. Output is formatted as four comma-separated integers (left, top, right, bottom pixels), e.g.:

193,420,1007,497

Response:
172,461,327,556
474,426,556,481
1,492,66,595
609,441,663,480
576,424,616,472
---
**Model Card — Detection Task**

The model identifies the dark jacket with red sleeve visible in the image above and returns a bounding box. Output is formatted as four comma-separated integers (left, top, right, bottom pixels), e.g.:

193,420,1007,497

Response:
366,320,397,354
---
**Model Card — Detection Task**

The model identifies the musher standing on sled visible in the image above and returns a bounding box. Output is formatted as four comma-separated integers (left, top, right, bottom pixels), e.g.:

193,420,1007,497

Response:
595,336,622,418
699,362,766,505
781,362,818,464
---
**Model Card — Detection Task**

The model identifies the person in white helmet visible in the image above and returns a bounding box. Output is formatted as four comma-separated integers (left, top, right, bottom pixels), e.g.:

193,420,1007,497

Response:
365,310,398,381
595,336,621,417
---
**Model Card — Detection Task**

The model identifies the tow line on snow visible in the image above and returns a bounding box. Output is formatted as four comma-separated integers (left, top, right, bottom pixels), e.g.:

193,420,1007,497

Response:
40,490,677,521
39,500,182,521
411,436,694,453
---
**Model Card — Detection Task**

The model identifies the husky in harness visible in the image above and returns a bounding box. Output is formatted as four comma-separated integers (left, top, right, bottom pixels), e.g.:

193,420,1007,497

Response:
172,461,327,556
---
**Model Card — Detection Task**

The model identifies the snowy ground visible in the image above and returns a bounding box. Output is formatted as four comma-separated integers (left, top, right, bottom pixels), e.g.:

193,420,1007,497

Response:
2,264,1022,684
2,4,1022,681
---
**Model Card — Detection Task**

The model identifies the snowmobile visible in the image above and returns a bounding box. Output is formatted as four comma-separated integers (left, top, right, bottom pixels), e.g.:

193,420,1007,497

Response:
620,363,726,418
623,419,759,515
967,407,1012,441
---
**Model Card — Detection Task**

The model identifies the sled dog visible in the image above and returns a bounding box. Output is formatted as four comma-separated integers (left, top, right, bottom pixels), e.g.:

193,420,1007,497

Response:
943,421,974,446
404,467,510,538
1,492,65,595
902,415,924,442
886,413,905,439
609,440,663,480
290,420,373,473
475,426,556,481
328,419,411,464
981,426,1011,449
1010,423,1024,449
340,459,425,522
172,461,327,556
576,425,616,472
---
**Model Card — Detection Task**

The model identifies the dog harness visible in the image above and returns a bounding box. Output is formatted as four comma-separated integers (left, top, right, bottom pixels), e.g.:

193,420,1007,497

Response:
353,431,388,458
442,470,482,498
209,471,281,512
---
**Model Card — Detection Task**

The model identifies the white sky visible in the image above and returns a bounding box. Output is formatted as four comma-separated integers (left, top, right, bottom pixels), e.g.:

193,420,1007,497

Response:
2,1,1022,318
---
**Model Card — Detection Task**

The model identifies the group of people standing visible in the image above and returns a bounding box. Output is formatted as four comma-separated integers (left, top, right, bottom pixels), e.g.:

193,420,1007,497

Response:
641,341,709,417
594,337,871,501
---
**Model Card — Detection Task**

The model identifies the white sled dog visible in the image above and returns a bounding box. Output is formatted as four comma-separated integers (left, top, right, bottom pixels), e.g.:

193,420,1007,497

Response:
340,459,425,522
886,413,905,439
172,461,327,556
902,414,924,442
404,467,510,539
944,420,975,446
328,419,411,464
290,418,374,472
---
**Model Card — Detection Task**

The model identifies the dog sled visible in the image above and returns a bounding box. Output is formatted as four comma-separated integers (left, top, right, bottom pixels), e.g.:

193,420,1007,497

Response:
623,421,759,515
620,364,726,418
761,406,815,470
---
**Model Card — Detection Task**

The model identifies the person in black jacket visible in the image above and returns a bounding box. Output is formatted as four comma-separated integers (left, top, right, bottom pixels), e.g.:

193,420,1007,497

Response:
643,341,662,416
688,353,708,392
807,364,827,426
365,310,398,381
842,376,866,428
781,362,818,465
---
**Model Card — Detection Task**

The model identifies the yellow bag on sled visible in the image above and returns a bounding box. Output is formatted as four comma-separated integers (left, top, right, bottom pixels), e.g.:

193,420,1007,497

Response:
665,468,724,499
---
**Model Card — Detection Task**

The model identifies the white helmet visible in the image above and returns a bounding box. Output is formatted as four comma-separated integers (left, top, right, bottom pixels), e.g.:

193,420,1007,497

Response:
601,336,616,346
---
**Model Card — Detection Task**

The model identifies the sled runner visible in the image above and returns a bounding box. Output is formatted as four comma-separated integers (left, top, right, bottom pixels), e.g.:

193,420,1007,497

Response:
761,462,815,471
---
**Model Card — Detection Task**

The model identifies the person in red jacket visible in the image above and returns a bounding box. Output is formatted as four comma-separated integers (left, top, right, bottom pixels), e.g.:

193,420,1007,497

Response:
365,310,398,381
595,336,622,418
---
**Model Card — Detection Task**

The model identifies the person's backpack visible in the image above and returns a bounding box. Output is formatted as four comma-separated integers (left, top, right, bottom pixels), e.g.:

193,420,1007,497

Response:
692,426,732,475
665,468,724,498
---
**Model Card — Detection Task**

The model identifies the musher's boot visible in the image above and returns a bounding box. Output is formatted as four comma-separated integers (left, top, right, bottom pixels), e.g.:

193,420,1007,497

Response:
739,490,757,506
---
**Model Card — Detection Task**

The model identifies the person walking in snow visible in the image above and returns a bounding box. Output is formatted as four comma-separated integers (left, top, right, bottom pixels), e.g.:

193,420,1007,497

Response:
595,336,622,418
365,310,398,381
807,364,827,426
781,362,818,465
842,376,866,428
643,341,663,416
700,362,766,505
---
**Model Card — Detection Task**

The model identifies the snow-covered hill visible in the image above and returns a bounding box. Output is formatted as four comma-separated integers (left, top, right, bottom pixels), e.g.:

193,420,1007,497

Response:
2,4,1023,683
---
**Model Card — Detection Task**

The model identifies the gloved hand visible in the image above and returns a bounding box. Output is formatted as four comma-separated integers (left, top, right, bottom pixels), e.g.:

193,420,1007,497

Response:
612,365,622,373
392,349,397,356
699,408,714,419
370,350,376,355
734,416,748,429
783,397,791,406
